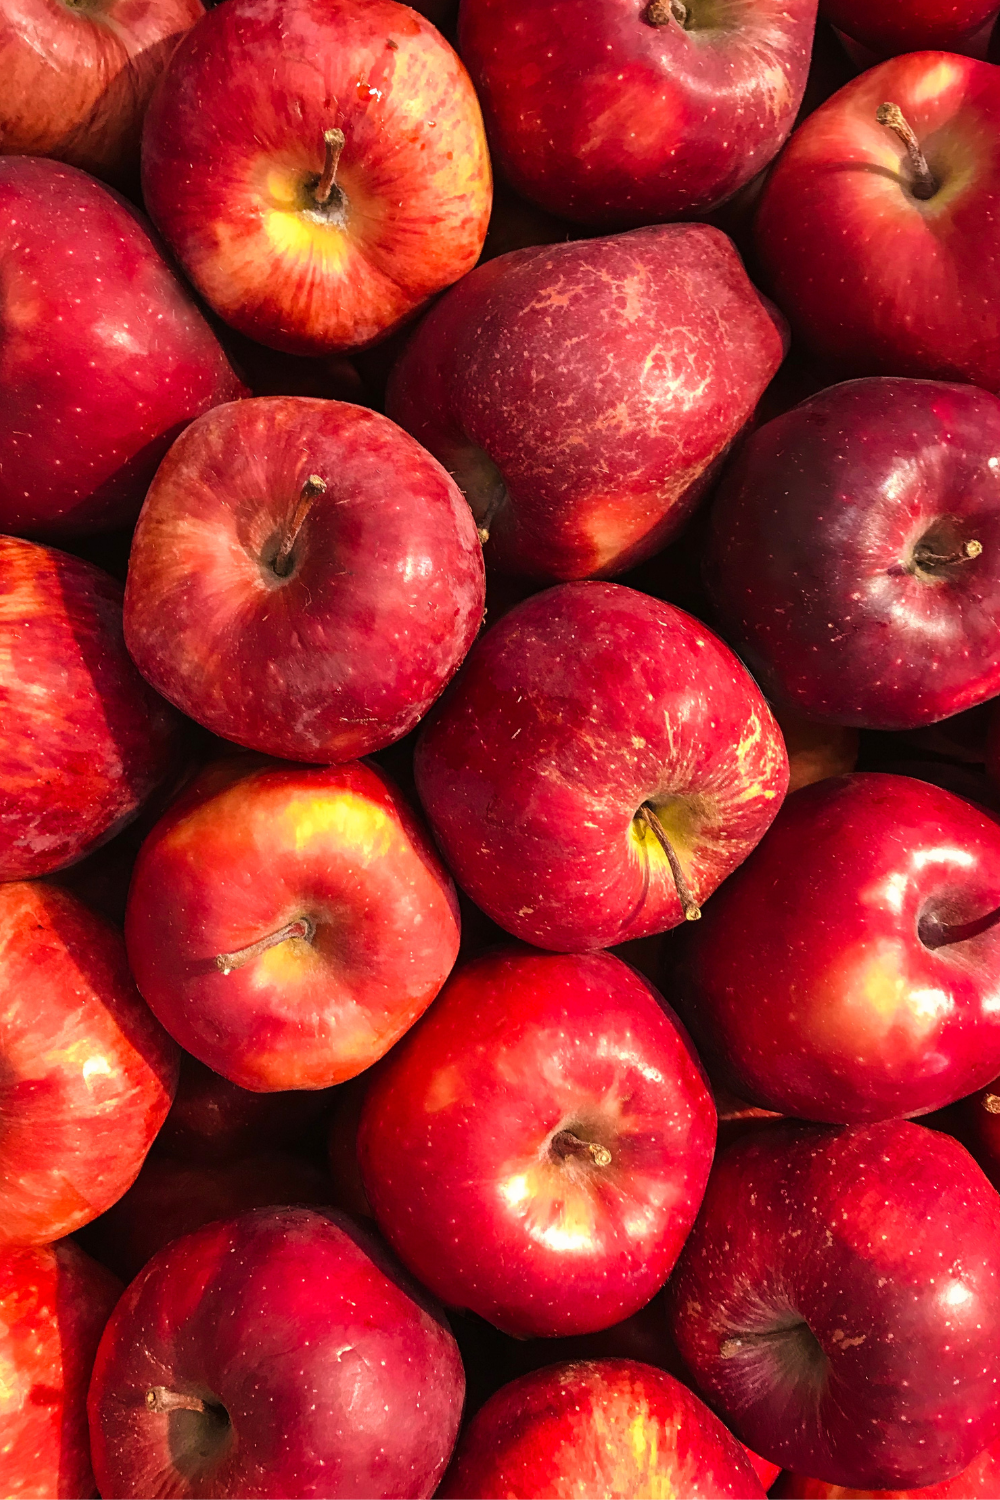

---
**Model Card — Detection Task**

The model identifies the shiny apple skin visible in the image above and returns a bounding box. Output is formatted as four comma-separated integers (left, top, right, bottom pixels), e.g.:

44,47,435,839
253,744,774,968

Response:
0,0,203,188
668,1120,1000,1488
1,537,181,882
141,0,491,356
438,1360,765,1499
0,882,179,1247
0,158,245,537
87,1206,465,1500
755,54,1000,391
123,397,485,763
819,0,999,57
775,1429,1000,1498
414,581,788,952
358,948,716,1338
673,773,1000,1123
458,0,816,227
387,225,787,582
706,379,1000,730
152,1052,336,1163
124,756,461,1091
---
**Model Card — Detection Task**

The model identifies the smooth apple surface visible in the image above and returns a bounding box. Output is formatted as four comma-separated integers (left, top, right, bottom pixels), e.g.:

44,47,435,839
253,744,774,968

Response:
0,1240,122,1500
707,379,1000,730
0,882,179,1247
88,1206,465,1499
458,0,817,226
672,773,1000,1123
774,1428,1000,1497
0,158,245,537
387,225,787,581
754,54,1000,390
0,536,180,882
414,581,788,952
123,397,484,763
819,0,999,57
439,1360,765,1499
125,757,461,1091
358,948,716,1338
152,1052,336,1163
142,0,491,355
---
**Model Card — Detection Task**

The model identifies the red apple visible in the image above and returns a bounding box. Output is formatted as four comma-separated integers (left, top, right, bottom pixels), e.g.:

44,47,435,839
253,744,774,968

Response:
88,1206,465,1499
820,0,999,59
0,1239,122,1500
0,881,179,1247
0,537,181,882
123,397,485,763
153,1052,336,1164
668,1120,1000,1488
438,1360,766,1499
458,0,817,226
141,0,491,355
124,756,461,1091
775,1428,1000,1497
0,157,245,537
414,581,788,952
754,54,1000,391
387,225,787,581
0,0,203,188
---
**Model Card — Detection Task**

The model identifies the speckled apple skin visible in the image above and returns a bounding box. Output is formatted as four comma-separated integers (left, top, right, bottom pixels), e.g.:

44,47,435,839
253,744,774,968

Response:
774,1428,1000,1498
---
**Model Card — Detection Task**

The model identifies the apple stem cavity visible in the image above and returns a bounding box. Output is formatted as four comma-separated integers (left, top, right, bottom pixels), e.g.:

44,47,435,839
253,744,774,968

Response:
215,916,316,975
643,0,689,25
550,1129,612,1168
875,104,937,201
146,1387,211,1415
272,475,326,578
637,803,701,921
314,128,346,207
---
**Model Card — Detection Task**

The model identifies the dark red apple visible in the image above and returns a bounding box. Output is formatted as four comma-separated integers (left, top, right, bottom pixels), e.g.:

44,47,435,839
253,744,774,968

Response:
672,773,1000,1123
414,581,788,952
668,1120,1000,1488
0,157,245,537
458,0,817,226
123,397,484,763
87,1206,465,1499
775,1428,1000,1497
820,0,999,59
141,0,491,355
955,1076,1000,1190
153,1052,336,1164
387,225,787,581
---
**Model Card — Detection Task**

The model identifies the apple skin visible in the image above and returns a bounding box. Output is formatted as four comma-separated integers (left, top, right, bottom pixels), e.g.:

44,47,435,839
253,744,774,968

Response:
125,756,461,1092
87,1206,465,1500
0,881,180,1248
414,581,788,952
819,0,999,59
438,1360,765,1499
0,158,245,537
386,225,787,581
1,1239,122,1500
458,0,816,227
152,1052,336,1164
141,0,491,356
1,537,181,883
706,379,1000,730
357,948,716,1338
123,397,485,763
755,54,1000,391
0,0,203,189
671,773,1000,1123
774,1430,1000,1498
668,1120,1000,1488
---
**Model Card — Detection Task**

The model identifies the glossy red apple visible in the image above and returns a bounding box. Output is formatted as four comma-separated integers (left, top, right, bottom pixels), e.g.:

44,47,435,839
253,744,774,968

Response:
438,1360,765,1499
123,397,484,763
0,536,180,882
458,0,817,226
775,1428,1000,1497
0,157,245,537
142,0,491,355
0,1239,122,1500
672,773,1000,1123
755,54,1000,391
125,756,460,1091
0,0,203,188
414,581,788,952
820,0,999,59
706,379,1000,730
153,1052,336,1164
88,1206,465,1499
387,225,787,581
668,1120,1000,1488
0,881,179,1247
358,948,716,1338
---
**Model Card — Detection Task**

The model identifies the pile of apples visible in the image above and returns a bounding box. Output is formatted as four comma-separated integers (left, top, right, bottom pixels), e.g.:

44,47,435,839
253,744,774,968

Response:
8,0,1000,1495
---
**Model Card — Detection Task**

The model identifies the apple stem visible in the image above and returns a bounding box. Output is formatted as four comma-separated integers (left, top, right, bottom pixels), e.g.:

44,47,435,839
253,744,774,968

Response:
551,1129,612,1167
983,1093,1000,1115
875,104,937,201
314,128,346,206
911,537,982,572
272,475,326,578
146,1388,208,1415
637,804,701,922
215,916,315,976
643,0,688,24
